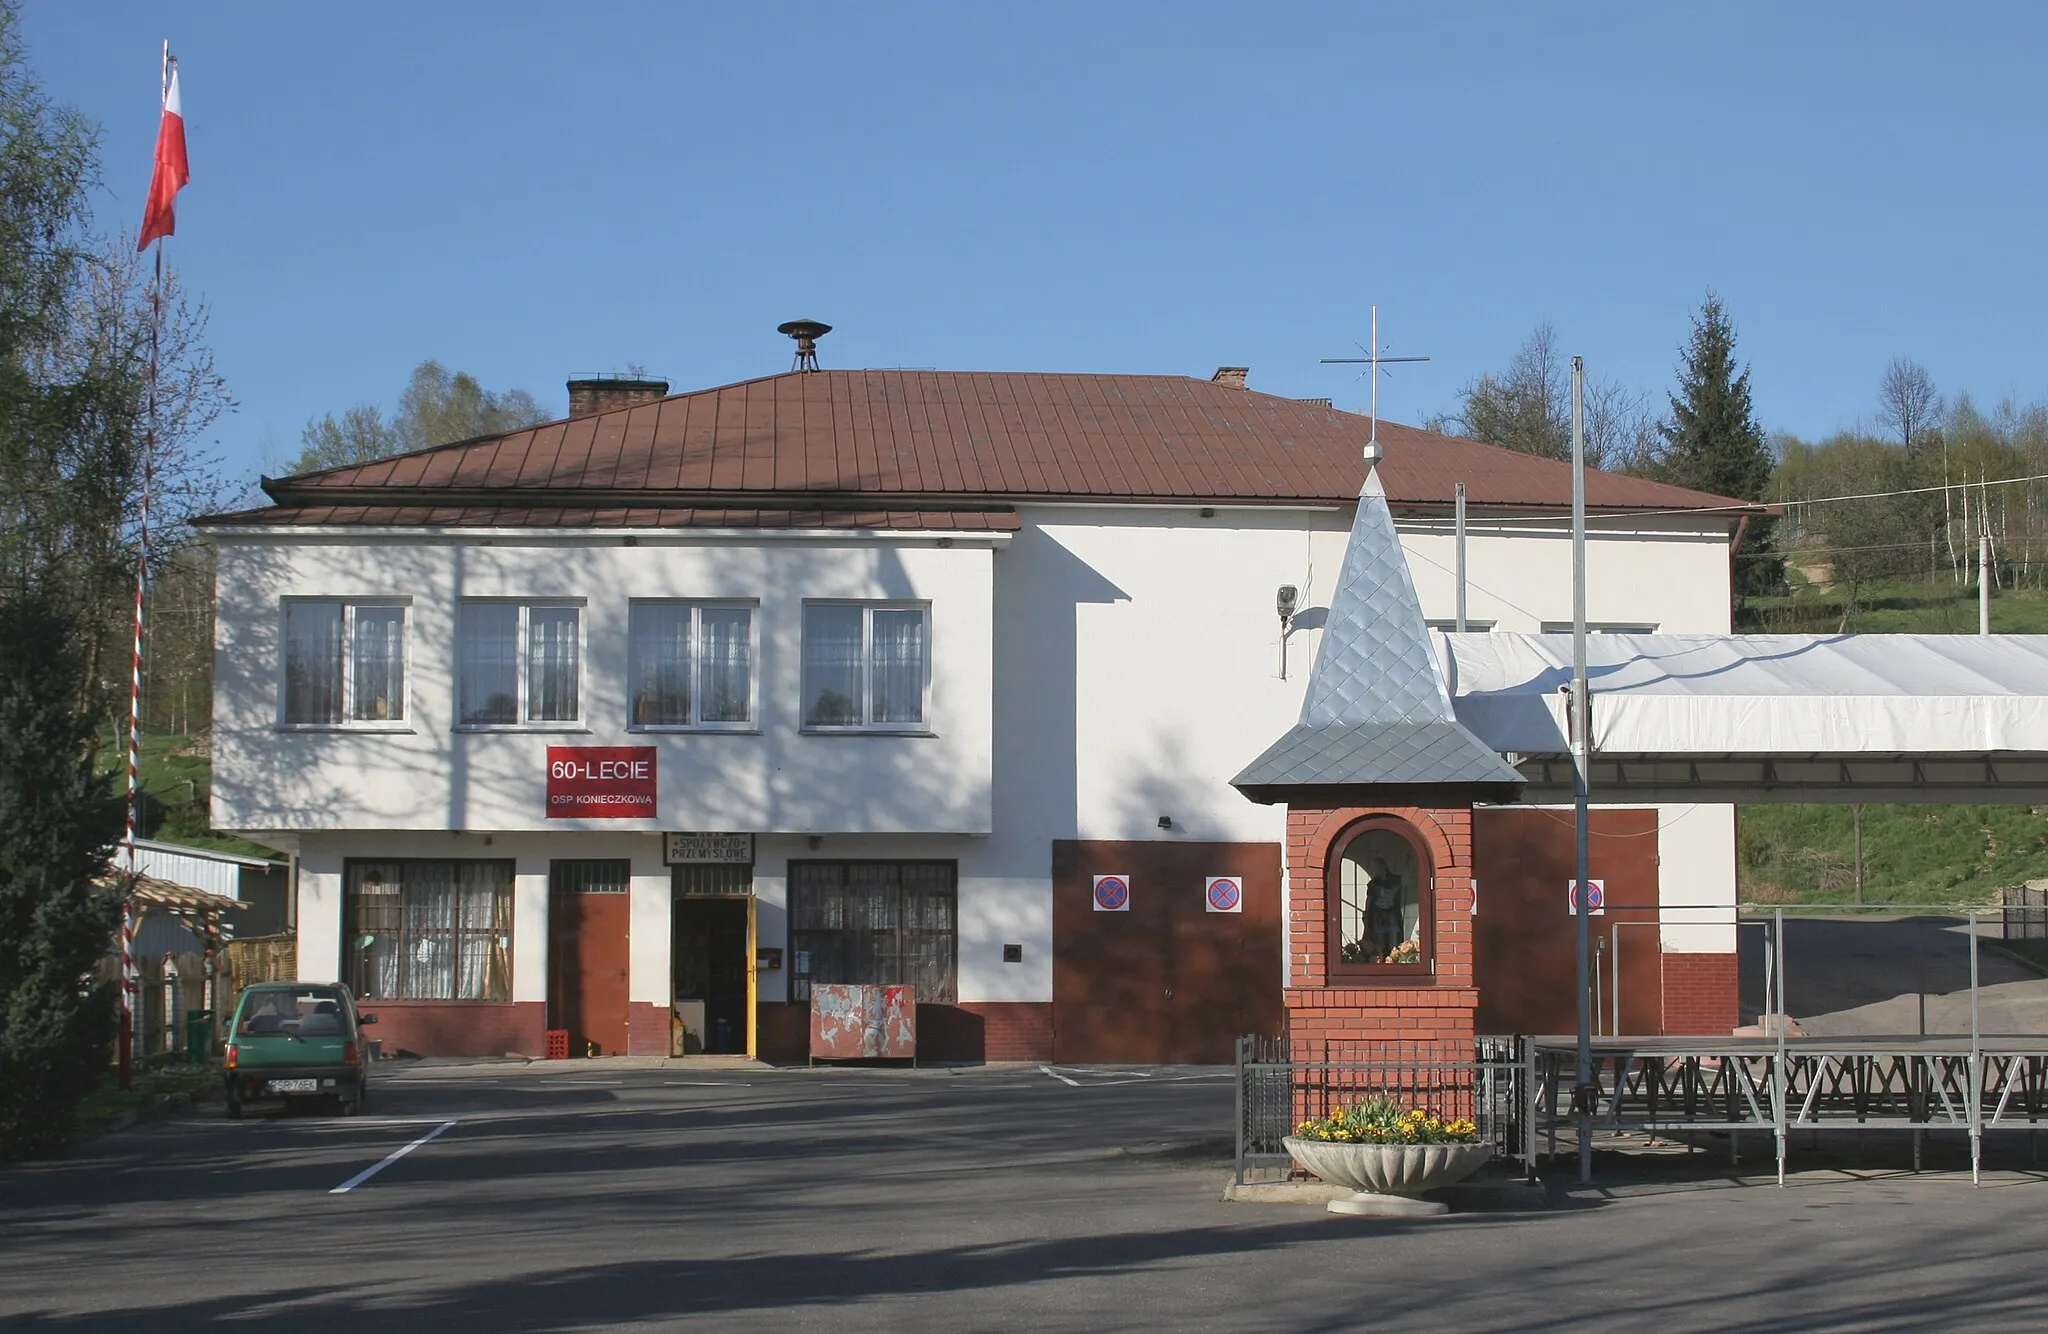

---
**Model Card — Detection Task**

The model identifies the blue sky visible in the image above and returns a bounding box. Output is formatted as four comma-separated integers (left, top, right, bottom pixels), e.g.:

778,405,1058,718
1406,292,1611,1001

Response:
22,2,2047,491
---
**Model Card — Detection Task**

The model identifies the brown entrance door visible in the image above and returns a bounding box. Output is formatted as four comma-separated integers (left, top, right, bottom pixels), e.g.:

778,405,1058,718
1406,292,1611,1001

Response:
548,860,631,1056
1052,840,1281,1064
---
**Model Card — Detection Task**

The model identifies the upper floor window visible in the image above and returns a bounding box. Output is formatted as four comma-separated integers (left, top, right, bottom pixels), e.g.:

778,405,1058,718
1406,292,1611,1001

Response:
458,601,581,727
283,600,407,726
1425,619,1497,633
629,601,756,729
801,602,929,731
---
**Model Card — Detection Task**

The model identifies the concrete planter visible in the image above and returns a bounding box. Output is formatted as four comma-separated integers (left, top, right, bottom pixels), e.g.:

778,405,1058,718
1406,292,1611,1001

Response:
1283,1137,1492,1215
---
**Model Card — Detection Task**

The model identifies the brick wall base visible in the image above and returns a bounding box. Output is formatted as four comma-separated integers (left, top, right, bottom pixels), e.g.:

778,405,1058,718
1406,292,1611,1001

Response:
1661,952,1740,1035
956,1001,1053,1062
626,1002,670,1056
360,1000,547,1059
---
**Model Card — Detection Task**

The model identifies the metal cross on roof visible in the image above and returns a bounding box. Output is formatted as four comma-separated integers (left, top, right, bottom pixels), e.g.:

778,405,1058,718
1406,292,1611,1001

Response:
1321,305,1430,464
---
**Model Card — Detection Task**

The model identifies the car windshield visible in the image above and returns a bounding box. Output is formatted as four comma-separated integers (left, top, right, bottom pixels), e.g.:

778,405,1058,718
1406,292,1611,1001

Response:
237,989,349,1038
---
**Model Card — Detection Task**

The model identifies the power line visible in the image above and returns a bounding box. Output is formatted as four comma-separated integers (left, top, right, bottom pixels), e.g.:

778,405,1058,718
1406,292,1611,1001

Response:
1462,469,2048,528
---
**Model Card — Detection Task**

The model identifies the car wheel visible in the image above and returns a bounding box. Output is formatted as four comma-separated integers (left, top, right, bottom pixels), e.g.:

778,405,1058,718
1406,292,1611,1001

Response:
340,1092,361,1117
225,1095,242,1120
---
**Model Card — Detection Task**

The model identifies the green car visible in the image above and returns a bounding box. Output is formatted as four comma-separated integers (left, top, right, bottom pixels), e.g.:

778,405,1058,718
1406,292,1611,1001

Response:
222,982,376,1118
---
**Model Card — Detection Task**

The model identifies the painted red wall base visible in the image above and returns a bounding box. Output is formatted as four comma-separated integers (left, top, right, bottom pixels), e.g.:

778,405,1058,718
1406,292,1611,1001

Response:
956,1001,1053,1062
626,1002,669,1056
359,1000,546,1059
1661,952,1740,1035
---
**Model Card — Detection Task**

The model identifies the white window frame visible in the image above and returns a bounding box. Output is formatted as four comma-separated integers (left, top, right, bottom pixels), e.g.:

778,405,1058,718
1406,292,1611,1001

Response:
276,598,411,731
626,599,760,732
455,599,587,731
1538,621,1659,635
1425,619,1497,633
799,600,933,735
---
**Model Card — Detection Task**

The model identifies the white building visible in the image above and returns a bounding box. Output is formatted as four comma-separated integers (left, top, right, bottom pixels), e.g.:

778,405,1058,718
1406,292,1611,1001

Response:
201,365,1756,1060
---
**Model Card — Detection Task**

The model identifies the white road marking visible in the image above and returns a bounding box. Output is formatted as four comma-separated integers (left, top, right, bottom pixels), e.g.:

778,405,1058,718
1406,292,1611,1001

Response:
1039,1065,1080,1087
661,1080,750,1087
329,1120,456,1194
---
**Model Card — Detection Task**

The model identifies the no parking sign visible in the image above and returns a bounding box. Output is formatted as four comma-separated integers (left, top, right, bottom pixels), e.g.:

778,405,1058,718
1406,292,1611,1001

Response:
1092,874,1131,912
1205,876,1243,914
1567,879,1605,916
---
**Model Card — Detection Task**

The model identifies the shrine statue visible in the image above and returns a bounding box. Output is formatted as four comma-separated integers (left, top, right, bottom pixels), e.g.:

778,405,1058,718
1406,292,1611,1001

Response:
1367,858,1408,960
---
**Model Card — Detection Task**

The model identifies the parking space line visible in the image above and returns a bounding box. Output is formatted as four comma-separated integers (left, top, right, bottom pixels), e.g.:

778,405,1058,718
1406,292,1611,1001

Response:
328,1120,457,1195
1039,1065,1080,1086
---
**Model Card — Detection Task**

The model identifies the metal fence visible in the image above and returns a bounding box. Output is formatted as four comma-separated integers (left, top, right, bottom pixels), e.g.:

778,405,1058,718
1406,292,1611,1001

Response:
1234,1035,1535,1185
96,950,208,1059
2003,883,2048,943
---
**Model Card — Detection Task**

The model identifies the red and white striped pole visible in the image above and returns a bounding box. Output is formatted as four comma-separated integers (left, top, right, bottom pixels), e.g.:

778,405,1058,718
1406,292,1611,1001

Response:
119,42,177,1089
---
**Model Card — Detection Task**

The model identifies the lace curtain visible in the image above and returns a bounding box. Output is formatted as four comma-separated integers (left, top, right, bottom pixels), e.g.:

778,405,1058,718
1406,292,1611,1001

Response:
870,609,926,725
630,603,692,725
350,606,405,721
527,607,580,721
802,605,864,725
458,604,519,724
284,602,343,724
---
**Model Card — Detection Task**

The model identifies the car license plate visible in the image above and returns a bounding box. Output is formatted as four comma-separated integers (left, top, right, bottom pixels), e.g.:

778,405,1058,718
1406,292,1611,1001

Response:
266,1079,317,1094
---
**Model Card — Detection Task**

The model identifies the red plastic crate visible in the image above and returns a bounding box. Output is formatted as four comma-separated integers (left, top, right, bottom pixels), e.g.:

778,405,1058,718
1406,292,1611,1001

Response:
544,1029,570,1061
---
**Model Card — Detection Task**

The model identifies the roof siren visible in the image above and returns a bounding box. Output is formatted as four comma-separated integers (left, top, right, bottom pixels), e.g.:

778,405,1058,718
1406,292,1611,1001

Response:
778,319,832,372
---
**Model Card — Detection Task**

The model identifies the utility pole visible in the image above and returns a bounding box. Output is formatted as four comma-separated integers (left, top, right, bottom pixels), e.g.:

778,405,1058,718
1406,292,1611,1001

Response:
1980,530,1992,635
1455,482,1468,632
1571,356,1594,1186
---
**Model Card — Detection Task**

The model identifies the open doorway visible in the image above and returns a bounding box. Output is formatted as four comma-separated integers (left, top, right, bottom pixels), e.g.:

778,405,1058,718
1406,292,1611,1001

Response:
673,893,752,1055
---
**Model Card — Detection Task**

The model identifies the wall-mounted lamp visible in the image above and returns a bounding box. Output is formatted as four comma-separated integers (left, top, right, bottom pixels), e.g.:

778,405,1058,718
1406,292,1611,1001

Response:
1157,815,1173,831
1276,584,1300,679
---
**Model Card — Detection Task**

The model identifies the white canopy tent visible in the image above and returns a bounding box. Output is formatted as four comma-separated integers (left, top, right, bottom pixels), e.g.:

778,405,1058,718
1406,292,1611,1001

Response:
1439,633,2048,803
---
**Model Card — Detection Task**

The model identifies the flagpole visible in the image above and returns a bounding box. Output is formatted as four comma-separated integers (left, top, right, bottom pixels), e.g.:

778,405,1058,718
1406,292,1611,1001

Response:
119,40,171,1091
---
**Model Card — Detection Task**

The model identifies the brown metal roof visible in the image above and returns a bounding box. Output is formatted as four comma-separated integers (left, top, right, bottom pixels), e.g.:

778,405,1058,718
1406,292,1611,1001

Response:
195,504,1021,533
208,370,1760,529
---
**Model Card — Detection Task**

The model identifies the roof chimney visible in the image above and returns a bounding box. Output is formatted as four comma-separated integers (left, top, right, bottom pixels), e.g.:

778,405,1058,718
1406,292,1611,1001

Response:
1211,366,1250,390
566,373,670,418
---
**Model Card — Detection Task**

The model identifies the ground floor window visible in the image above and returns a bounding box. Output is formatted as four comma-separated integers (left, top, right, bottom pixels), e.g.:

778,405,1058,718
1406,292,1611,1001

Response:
345,860,513,1000
788,860,956,1003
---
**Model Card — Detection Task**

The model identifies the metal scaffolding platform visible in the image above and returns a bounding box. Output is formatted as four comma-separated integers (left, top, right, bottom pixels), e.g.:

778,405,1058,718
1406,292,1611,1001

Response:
1531,1034,2048,1184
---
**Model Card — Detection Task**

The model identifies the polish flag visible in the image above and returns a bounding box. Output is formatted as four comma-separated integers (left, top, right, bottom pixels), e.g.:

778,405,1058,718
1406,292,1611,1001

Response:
137,57,188,251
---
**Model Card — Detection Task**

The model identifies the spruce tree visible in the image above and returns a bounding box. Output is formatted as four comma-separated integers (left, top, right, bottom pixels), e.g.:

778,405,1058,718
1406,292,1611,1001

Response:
1661,294,1782,598
0,591,121,1158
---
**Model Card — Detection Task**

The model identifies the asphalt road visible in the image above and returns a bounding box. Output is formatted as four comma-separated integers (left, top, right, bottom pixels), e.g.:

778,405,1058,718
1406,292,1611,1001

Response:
5,1060,2048,1332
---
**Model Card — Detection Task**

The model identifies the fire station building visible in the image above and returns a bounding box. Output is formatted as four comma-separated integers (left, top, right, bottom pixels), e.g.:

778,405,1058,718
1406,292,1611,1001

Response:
199,362,1757,1061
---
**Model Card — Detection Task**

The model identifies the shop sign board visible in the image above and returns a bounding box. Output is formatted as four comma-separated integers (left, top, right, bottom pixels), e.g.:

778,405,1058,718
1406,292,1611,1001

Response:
664,832,755,865
546,746,657,819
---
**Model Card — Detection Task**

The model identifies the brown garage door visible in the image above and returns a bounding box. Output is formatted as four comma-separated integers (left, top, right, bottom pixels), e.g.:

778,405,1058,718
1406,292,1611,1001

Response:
1052,840,1281,1064
1473,809,1662,1037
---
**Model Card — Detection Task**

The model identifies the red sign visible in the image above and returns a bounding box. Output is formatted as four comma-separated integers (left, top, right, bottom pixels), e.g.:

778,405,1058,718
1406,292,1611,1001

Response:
546,746,657,819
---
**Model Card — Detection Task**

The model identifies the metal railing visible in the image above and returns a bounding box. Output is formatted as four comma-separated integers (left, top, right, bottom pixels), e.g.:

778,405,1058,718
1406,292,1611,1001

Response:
1234,1035,1536,1185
